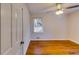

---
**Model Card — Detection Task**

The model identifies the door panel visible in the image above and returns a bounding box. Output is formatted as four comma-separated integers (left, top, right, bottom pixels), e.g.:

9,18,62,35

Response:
12,4,23,55
1,3,23,55
1,3,12,54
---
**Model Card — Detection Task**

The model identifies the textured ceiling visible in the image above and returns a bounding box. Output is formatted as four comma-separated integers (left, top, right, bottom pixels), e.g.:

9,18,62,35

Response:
27,3,79,14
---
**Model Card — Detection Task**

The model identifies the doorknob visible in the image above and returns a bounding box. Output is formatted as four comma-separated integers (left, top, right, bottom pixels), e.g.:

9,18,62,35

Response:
20,41,24,44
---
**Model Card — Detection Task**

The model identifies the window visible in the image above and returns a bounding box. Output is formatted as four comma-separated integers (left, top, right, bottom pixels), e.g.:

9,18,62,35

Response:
34,17,43,33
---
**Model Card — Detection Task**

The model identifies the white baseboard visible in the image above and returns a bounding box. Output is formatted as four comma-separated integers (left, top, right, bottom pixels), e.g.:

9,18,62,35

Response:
31,39,68,41
70,40,79,44
24,39,30,55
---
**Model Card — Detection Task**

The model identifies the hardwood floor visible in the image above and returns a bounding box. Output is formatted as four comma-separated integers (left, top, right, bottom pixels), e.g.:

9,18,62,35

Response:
26,40,79,55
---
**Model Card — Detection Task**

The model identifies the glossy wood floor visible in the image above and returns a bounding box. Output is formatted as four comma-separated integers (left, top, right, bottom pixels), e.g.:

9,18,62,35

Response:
26,40,79,55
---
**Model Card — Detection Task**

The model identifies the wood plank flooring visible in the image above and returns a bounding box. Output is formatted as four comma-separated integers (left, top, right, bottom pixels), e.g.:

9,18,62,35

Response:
26,40,79,55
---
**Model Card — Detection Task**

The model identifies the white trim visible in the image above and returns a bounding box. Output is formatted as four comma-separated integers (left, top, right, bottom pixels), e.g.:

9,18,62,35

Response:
70,40,79,44
31,39,68,41
24,39,30,55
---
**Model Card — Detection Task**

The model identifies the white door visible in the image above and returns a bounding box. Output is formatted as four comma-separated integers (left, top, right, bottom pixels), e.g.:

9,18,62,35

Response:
1,3,24,55
12,4,23,55
1,3,12,55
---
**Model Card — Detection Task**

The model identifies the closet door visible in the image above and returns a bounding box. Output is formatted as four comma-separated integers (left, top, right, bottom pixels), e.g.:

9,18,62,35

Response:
1,3,12,54
1,3,23,55
12,4,23,55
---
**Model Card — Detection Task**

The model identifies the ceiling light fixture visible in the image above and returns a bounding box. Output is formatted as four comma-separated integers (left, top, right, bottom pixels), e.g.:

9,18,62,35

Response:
56,3,64,15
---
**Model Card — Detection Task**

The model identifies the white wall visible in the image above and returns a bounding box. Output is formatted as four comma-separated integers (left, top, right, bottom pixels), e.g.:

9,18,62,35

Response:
31,13,67,40
67,11,79,44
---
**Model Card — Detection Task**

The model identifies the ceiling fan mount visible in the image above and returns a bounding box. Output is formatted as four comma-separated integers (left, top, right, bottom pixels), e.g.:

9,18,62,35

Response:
55,3,64,15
